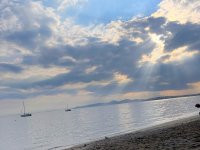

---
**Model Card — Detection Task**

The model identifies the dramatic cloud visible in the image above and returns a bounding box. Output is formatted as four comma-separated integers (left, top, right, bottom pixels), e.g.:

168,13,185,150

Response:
0,0,200,112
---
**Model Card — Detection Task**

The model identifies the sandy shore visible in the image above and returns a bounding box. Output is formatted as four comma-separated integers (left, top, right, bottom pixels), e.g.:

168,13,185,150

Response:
66,116,200,150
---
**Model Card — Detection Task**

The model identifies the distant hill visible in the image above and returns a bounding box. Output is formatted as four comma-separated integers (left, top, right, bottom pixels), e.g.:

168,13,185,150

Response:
73,93,200,109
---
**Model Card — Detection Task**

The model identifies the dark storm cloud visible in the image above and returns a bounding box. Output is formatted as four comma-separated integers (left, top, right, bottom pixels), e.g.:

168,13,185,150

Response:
84,52,200,95
125,17,167,34
0,63,23,73
3,17,200,95
35,70,112,88
67,19,200,95
19,17,167,69
19,39,153,89
165,22,200,51
1,0,200,100
5,27,53,50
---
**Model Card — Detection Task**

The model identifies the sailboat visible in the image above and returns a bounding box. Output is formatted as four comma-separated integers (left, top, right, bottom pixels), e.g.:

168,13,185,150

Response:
65,104,71,112
21,101,32,117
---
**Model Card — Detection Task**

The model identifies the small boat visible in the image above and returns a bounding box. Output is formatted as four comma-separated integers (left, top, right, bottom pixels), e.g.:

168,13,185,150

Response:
21,101,32,117
65,104,71,112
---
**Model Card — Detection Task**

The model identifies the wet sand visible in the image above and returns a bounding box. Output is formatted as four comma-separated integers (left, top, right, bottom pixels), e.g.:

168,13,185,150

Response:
66,116,200,150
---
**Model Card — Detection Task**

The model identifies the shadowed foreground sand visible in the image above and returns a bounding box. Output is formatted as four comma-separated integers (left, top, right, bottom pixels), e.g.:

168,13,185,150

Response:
66,116,200,150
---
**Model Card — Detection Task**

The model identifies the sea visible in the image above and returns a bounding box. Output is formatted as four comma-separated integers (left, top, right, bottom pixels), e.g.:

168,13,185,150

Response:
0,96,200,150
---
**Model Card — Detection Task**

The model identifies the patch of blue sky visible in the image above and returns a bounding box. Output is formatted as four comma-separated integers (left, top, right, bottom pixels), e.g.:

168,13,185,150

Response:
58,0,161,25
40,0,59,8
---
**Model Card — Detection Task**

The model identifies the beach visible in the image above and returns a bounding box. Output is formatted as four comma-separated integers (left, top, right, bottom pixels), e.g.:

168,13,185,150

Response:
66,116,200,150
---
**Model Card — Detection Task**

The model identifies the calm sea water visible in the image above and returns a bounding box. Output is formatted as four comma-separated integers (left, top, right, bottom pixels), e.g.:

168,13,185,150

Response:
0,96,200,150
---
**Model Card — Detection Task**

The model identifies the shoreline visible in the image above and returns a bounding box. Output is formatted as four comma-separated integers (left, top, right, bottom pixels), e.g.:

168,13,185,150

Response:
66,115,200,150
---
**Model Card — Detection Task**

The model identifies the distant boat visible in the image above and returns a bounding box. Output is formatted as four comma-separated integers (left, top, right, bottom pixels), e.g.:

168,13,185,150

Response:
65,104,71,112
21,101,32,117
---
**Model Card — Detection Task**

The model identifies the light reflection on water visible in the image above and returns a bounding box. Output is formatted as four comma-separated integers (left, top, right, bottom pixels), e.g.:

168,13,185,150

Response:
0,96,200,150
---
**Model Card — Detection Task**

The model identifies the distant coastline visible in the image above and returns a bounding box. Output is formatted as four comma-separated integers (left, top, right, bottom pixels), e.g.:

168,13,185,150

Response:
74,93,200,109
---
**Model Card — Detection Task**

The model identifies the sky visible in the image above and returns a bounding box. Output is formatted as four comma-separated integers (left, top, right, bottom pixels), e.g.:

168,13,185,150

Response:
0,0,200,115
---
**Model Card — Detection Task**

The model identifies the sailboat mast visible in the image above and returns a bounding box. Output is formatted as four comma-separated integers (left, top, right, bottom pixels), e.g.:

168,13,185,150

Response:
23,101,25,114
